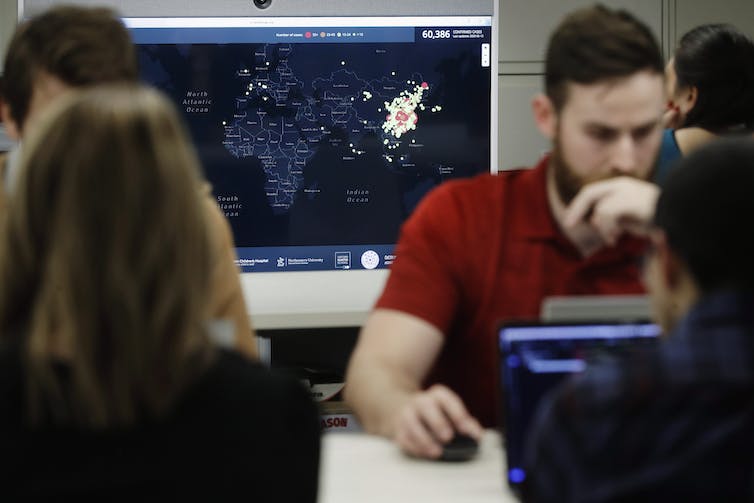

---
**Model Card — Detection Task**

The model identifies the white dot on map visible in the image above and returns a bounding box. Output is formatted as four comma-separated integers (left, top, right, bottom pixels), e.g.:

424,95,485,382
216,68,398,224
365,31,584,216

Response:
350,97,354,101
384,139,389,145
391,71,396,76
262,84,268,89
412,139,416,143
341,61,346,65
352,149,356,153
266,62,270,66
349,143,353,147
263,96,268,101
321,126,325,131
245,91,249,95
222,121,227,125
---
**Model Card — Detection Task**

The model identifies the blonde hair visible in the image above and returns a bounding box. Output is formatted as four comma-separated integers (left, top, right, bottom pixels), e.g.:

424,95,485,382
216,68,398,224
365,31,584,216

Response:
0,85,214,427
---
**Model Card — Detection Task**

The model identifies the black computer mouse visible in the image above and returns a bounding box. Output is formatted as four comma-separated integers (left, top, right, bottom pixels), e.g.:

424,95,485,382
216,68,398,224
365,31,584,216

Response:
439,433,479,462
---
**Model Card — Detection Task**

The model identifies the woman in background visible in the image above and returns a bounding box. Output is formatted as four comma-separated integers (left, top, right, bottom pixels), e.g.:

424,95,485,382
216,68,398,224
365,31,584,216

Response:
658,23,754,182
0,85,319,500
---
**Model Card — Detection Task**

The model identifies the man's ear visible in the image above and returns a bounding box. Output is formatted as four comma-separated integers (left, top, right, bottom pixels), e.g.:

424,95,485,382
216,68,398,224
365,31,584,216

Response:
0,101,21,141
678,86,698,118
532,93,556,141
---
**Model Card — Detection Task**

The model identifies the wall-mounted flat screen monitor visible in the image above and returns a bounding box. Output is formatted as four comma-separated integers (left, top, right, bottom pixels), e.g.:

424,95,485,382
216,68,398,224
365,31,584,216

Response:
20,0,498,327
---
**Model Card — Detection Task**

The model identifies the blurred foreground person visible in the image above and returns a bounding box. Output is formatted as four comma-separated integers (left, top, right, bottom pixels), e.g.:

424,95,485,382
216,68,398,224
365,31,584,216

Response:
0,86,319,501
527,137,754,501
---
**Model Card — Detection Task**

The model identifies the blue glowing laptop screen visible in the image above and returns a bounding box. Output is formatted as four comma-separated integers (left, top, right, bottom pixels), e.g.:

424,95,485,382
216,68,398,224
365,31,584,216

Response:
498,322,661,488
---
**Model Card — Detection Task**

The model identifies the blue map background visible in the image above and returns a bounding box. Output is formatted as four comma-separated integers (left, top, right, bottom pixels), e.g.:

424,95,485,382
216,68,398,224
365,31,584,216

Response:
137,33,491,248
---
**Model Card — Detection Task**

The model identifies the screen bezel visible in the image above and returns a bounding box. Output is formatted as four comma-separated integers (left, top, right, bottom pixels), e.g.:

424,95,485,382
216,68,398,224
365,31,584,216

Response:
19,0,499,329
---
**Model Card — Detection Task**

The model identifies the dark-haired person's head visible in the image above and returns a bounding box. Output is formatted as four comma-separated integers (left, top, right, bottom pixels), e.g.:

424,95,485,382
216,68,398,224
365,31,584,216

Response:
645,137,754,331
0,5,137,138
544,4,664,113
668,24,754,133
533,4,666,207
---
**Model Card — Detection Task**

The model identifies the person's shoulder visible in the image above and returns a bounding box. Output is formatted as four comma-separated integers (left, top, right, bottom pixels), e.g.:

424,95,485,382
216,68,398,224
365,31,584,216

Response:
0,341,23,426
0,340,22,383
439,166,535,193
554,347,659,419
428,171,496,198
675,127,717,155
422,168,531,210
199,350,316,415
207,350,298,391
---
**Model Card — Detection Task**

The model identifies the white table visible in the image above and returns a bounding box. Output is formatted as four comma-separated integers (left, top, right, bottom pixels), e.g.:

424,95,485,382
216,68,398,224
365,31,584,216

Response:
318,431,519,502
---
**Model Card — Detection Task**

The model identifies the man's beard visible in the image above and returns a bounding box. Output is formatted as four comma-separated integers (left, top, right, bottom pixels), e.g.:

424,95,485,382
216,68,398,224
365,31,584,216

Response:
551,136,658,206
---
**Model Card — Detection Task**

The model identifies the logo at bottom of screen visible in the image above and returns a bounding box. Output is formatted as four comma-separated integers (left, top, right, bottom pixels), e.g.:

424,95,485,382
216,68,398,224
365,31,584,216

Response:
360,250,380,269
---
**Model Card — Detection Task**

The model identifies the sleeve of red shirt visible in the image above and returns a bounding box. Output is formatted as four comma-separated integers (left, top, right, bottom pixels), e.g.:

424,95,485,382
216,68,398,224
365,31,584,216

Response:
375,179,473,335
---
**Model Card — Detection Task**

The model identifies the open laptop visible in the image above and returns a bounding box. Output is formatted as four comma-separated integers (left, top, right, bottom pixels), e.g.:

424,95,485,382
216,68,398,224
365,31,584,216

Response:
540,294,651,322
497,320,661,492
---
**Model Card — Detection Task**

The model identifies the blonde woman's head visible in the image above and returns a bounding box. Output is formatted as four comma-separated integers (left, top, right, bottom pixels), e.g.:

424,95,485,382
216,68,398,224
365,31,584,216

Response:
0,85,214,427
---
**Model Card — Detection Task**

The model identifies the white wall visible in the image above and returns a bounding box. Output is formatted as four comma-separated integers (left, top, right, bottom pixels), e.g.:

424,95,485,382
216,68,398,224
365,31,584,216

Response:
0,0,17,151
0,0,17,70
672,0,754,42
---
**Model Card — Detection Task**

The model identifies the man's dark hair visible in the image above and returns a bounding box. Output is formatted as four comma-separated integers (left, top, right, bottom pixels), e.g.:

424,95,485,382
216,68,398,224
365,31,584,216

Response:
654,137,754,293
2,5,138,130
673,24,754,132
545,4,664,111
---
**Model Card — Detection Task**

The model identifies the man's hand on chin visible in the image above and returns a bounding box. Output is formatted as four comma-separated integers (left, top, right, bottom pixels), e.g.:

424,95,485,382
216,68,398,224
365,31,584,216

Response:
565,177,660,248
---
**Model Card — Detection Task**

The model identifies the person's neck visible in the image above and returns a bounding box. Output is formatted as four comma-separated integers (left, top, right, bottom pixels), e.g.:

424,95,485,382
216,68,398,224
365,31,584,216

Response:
545,161,605,258
674,127,717,156
660,272,700,335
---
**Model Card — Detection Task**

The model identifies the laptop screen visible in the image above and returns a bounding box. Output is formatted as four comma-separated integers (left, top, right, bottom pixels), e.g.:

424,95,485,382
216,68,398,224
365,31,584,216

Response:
498,321,661,489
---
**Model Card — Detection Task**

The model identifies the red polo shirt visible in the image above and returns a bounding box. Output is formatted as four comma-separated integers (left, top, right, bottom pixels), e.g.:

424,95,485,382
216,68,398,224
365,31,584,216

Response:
376,156,647,427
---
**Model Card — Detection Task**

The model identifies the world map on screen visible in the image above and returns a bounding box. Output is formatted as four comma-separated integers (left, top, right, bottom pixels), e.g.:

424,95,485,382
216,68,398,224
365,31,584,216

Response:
137,33,491,262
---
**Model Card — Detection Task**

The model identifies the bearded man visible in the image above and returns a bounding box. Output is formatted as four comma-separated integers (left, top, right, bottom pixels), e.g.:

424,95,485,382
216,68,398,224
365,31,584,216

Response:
345,4,667,459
